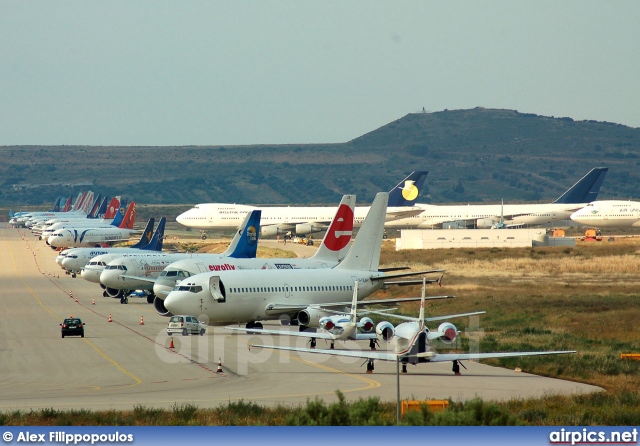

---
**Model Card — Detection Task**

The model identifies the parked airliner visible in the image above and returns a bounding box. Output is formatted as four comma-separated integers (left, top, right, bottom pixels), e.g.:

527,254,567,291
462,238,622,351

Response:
570,200,640,228
384,167,608,229
164,193,443,330
175,171,427,236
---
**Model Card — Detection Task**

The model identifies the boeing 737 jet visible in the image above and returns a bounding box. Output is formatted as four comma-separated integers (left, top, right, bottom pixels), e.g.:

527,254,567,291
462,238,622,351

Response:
385,167,608,229
570,200,640,228
175,171,428,236
164,193,443,330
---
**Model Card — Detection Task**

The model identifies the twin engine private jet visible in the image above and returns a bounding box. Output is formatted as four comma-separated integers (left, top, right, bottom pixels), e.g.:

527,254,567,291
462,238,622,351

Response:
164,192,444,330
250,279,576,374
175,171,427,237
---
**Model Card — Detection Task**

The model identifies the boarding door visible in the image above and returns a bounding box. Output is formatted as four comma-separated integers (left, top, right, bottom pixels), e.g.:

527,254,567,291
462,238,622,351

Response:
284,284,290,298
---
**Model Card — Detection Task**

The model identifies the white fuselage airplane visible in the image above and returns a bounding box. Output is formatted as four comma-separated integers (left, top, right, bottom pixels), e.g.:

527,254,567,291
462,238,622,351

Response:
164,192,441,329
175,171,428,236
385,167,609,229
570,200,640,228
47,202,136,249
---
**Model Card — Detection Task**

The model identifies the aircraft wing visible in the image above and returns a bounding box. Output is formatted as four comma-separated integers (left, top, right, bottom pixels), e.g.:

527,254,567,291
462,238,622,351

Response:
384,207,424,221
362,310,485,323
250,344,400,361
226,327,377,341
427,350,576,362
120,275,157,284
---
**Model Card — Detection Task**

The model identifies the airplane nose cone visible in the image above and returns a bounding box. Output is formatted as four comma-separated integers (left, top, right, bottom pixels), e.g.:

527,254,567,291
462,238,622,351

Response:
164,291,197,316
99,269,119,287
81,267,103,284
153,279,173,300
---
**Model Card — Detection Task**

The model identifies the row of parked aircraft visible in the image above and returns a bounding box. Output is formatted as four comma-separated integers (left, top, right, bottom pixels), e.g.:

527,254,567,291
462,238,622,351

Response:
16,191,571,375
174,167,640,233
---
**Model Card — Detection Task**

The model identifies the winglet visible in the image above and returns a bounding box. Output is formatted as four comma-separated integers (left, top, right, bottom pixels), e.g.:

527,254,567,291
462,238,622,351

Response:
388,171,428,207
350,281,359,324
419,277,426,330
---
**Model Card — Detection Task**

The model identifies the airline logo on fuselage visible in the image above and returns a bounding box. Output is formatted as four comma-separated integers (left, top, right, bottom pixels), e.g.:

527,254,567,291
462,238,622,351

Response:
401,180,419,201
208,263,236,271
89,250,109,256
323,204,354,252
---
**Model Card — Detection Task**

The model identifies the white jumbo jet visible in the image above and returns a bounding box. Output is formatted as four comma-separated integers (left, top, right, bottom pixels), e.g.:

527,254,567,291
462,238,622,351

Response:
47,202,137,249
384,167,608,229
570,200,640,228
175,172,427,237
164,192,443,330
250,279,576,374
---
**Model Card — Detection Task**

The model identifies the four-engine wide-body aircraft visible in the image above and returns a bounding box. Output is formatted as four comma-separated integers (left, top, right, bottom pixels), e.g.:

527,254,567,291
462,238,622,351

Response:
250,279,576,374
570,200,640,228
384,167,608,229
175,171,428,236
164,192,444,329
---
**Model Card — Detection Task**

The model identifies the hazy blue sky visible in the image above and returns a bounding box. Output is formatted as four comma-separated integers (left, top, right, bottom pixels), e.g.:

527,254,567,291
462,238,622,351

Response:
1,1,639,146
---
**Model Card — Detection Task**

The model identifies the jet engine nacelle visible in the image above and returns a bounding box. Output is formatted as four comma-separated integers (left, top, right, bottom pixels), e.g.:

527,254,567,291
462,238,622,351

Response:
104,287,123,298
358,317,374,333
154,296,172,317
476,218,497,229
297,308,334,327
261,226,287,237
376,321,395,341
295,223,324,235
427,322,458,345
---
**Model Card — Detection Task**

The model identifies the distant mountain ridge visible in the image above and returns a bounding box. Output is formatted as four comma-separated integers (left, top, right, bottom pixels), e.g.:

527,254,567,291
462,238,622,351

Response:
2,108,639,207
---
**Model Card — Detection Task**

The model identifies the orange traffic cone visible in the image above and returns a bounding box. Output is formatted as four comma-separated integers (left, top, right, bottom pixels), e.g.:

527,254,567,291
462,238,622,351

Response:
108,313,113,322
92,299,95,305
216,358,223,373
140,316,145,325
68,291,72,298
169,337,175,348
74,295,78,302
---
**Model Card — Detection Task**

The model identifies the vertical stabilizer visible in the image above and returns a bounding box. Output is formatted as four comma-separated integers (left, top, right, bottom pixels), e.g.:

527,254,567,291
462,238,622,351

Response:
96,196,110,218
141,217,166,251
350,281,359,324
336,192,388,272
553,167,608,204
62,196,73,212
418,277,426,331
131,218,155,249
311,195,355,262
105,197,121,219
117,202,136,229
223,210,261,258
71,192,85,211
87,194,102,218
388,171,428,207
50,197,62,212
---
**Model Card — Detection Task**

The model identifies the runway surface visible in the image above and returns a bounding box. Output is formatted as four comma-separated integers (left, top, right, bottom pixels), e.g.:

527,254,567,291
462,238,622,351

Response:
0,227,601,411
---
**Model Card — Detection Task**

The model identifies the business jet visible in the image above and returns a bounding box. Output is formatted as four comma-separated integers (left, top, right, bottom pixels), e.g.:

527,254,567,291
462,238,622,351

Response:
175,171,428,236
570,200,640,228
250,279,576,374
164,192,443,330
150,195,357,315
59,217,160,277
47,201,137,249
385,167,608,229
226,280,456,350
93,210,263,303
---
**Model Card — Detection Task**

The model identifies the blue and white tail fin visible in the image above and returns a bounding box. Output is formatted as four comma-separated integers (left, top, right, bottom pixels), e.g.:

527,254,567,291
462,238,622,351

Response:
95,196,110,218
50,197,62,212
110,204,125,227
553,167,608,204
311,195,355,263
336,192,388,272
141,217,166,251
223,210,261,258
388,171,428,207
131,218,155,249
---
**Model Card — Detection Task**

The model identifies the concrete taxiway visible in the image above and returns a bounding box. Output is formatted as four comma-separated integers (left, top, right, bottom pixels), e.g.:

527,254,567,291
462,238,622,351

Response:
0,227,602,411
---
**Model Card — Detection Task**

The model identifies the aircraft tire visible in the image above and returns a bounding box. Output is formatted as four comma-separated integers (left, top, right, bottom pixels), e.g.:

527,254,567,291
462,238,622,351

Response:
182,328,188,336
199,328,205,336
